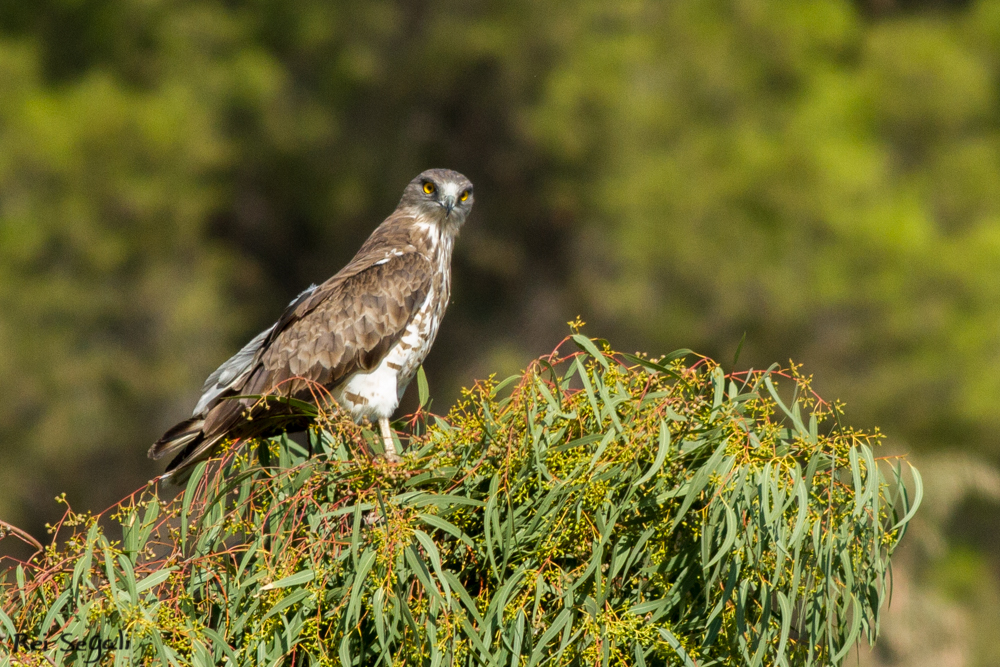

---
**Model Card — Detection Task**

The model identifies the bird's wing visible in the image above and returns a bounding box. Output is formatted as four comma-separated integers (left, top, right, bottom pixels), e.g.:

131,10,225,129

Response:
249,250,433,394
194,248,434,437
150,217,434,473
191,284,318,416
152,249,433,471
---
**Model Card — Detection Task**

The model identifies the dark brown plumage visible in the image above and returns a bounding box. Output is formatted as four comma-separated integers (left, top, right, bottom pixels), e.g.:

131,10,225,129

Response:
150,168,474,480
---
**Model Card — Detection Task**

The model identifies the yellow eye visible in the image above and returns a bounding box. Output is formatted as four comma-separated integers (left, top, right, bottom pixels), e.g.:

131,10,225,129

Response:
459,190,470,202
423,181,435,195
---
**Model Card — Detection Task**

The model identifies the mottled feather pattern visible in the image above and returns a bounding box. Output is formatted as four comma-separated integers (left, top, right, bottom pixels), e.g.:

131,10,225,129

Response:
150,168,473,480
253,250,434,394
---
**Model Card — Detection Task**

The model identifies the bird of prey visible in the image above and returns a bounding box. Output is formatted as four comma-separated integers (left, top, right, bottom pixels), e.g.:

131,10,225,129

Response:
150,168,474,480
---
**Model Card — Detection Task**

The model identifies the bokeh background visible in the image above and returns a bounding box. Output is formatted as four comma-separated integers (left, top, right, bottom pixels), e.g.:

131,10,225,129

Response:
1,0,998,663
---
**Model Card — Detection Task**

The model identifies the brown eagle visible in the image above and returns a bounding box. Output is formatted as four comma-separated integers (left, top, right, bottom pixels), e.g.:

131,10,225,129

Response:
150,169,474,480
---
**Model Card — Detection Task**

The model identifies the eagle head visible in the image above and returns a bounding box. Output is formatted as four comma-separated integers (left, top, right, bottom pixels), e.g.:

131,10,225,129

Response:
399,168,474,231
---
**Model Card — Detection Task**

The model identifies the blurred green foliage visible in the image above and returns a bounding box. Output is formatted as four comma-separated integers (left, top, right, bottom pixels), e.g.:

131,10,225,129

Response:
0,0,998,660
553,1,1000,455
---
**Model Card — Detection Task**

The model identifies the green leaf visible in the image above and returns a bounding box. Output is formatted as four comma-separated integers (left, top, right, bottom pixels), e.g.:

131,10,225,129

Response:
135,567,176,594
417,365,430,408
417,513,475,548
528,608,573,667
414,530,452,603
262,588,311,621
71,522,100,594
571,334,609,369
892,464,923,531
181,460,209,543
671,440,729,532
260,569,315,592
635,420,671,486
618,350,692,379
346,550,377,623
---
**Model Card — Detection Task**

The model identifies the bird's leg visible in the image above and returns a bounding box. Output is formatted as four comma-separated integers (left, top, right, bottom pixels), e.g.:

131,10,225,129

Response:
379,417,401,463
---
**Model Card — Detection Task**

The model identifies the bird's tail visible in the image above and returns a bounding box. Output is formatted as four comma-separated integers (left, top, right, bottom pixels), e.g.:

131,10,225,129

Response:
149,417,226,484
149,417,204,460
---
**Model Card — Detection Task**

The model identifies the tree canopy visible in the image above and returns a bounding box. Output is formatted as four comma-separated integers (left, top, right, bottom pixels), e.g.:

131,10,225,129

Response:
1,340,919,666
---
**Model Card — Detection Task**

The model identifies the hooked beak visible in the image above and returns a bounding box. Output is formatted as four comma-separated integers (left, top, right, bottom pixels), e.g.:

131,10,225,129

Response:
441,195,456,216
